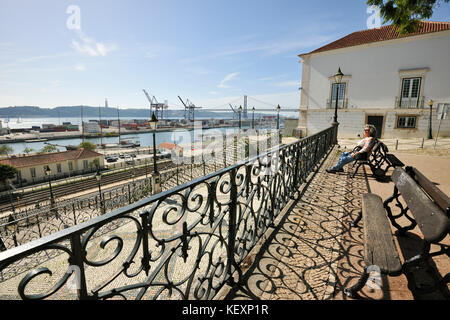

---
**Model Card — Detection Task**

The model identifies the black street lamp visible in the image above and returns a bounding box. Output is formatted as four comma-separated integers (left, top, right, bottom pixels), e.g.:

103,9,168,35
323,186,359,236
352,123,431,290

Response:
238,105,242,129
150,112,159,174
95,170,105,214
252,106,255,129
276,105,281,130
6,178,15,214
332,67,344,144
44,166,55,207
333,67,344,123
427,99,433,139
149,112,161,194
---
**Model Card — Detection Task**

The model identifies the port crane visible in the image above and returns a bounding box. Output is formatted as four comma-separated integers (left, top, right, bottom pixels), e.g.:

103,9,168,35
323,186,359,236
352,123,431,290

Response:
177,96,202,122
229,104,238,120
142,89,168,120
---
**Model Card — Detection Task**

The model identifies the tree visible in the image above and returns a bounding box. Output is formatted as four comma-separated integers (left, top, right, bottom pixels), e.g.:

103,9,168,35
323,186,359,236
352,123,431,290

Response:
78,141,96,150
40,144,58,153
0,164,18,187
89,158,100,170
367,0,449,34
0,145,13,158
23,147,34,154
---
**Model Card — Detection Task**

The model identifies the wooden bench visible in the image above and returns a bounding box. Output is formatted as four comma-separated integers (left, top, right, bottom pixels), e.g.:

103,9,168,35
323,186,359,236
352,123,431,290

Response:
351,139,404,178
345,166,450,298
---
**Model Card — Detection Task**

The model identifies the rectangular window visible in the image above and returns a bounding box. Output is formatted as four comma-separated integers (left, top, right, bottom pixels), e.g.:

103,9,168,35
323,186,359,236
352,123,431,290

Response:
400,77,421,108
331,83,346,101
57,163,62,173
30,168,36,178
397,116,416,128
68,161,73,171
330,82,346,108
83,160,88,170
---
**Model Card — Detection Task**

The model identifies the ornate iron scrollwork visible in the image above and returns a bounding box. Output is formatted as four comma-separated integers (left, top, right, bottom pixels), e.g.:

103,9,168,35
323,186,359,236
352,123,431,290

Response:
0,126,335,300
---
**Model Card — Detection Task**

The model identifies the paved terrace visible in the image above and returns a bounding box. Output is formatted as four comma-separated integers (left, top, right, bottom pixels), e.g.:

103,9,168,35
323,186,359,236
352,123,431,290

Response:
0,136,448,300
219,143,449,300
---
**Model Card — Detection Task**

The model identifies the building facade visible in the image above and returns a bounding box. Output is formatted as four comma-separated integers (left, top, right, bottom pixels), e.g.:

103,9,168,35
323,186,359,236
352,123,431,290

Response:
0,148,105,186
298,21,450,139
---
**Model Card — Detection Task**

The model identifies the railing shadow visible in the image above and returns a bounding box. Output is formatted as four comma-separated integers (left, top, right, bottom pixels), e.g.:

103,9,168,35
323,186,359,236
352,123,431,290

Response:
224,146,370,300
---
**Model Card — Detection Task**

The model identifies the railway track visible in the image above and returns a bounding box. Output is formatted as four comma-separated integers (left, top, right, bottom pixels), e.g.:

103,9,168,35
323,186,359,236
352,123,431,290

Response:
0,160,174,214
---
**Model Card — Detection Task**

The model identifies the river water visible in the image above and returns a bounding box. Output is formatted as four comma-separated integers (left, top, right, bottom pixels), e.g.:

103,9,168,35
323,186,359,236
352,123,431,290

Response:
3,117,275,154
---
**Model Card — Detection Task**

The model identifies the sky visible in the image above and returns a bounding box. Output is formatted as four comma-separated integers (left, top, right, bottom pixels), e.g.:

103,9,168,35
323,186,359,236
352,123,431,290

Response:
1,0,449,113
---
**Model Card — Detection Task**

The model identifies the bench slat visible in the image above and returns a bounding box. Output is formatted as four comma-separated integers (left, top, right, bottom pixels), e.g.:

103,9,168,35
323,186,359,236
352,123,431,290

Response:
362,193,402,274
386,154,404,167
392,167,450,243
410,167,450,214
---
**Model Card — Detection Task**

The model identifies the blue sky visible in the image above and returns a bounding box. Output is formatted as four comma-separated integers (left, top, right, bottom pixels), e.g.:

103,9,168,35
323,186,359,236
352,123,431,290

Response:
1,0,449,113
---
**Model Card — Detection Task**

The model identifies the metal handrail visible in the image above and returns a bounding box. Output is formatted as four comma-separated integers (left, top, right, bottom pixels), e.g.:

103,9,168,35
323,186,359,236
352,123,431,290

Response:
326,99,348,109
394,96,425,109
0,127,335,300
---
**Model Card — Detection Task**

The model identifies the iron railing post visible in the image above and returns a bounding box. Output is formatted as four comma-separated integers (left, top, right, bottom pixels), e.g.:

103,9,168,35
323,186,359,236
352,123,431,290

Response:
140,211,151,275
70,233,89,300
226,167,239,286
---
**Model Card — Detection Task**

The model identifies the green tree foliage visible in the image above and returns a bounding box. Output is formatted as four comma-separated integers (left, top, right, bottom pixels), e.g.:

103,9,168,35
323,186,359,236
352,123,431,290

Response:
23,147,34,154
0,163,18,185
40,144,58,153
367,0,449,34
78,141,96,150
89,158,100,170
0,145,13,158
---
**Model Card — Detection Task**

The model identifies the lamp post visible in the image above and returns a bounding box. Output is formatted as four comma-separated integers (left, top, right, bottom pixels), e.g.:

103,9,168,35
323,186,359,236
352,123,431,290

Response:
149,112,161,194
96,170,105,214
252,107,255,129
6,178,15,214
238,105,242,129
44,166,55,208
276,105,281,129
276,105,281,144
332,67,344,144
427,99,433,139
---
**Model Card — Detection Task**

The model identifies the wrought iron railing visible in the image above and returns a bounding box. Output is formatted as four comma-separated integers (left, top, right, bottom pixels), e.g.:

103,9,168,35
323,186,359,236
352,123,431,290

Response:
326,99,348,109
0,127,334,300
394,96,425,109
0,166,198,251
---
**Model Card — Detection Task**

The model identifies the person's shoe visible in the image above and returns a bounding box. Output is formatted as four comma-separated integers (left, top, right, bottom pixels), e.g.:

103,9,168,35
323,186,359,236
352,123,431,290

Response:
326,168,344,173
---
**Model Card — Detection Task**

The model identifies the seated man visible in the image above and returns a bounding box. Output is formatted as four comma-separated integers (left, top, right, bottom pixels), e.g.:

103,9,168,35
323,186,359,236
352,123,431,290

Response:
326,124,377,173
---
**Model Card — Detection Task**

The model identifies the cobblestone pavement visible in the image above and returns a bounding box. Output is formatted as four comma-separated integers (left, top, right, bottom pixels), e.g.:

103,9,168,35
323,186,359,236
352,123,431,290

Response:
224,147,360,300
225,145,449,300
1,143,448,300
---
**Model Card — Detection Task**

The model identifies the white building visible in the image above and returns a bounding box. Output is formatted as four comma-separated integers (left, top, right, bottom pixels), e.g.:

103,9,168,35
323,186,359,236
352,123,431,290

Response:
83,121,101,134
298,21,450,138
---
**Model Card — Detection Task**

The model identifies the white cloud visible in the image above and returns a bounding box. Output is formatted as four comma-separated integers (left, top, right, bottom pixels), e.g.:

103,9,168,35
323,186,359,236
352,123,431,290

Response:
180,34,336,64
259,74,288,81
273,81,299,88
218,72,239,88
74,63,86,71
0,52,72,70
71,31,117,57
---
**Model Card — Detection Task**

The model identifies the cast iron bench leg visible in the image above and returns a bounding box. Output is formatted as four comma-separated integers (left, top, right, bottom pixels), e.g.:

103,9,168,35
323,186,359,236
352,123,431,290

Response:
350,210,362,227
344,266,370,298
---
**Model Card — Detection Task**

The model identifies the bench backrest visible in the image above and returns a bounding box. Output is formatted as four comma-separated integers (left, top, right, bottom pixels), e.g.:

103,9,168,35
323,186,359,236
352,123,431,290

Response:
369,139,387,163
392,167,450,243
406,166,450,215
